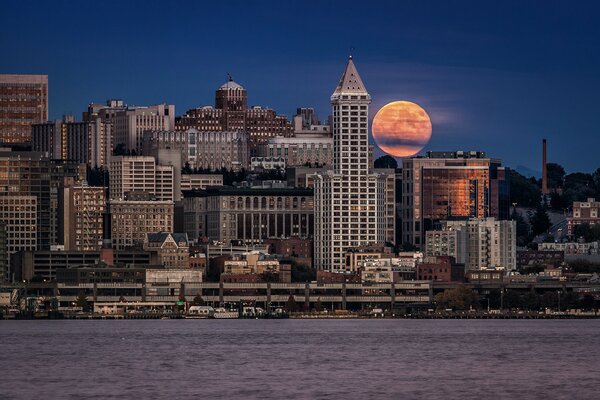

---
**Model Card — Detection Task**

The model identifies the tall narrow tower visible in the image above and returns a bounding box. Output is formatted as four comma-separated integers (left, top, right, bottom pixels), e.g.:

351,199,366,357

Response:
313,57,394,271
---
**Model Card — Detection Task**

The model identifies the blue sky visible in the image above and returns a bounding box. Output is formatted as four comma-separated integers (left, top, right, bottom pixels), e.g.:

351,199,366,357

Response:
2,0,599,172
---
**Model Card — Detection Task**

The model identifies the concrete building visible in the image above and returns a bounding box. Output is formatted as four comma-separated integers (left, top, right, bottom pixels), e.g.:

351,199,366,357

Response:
109,155,175,202
425,225,468,265
143,232,189,269
250,156,286,171
109,199,174,250
261,135,333,167
401,151,509,248
0,194,38,256
32,116,110,168
442,218,516,271
286,166,330,188
190,130,248,171
58,182,106,251
538,241,600,255
182,187,314,244
313,57,395,271
568,198,600,235
142,130,189,166
0,74,48,143
175,78,292,149
112,104,175,152
12,249,156,282
180,174,223,191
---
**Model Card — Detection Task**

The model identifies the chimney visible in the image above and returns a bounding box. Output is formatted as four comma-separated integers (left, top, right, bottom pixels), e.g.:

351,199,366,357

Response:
542,139,548,195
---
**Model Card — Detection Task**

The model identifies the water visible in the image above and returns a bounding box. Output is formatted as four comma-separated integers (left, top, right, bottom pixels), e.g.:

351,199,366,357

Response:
1,319,598,399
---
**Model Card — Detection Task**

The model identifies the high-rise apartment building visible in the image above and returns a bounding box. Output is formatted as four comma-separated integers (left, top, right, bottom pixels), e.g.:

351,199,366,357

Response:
0,74,48,143
313,57,395,271
427,218,516,271
0,150,83,250
109,156,174,202
0,195,38,256
401,151,509,248
32,115,110,168
59,182,106,251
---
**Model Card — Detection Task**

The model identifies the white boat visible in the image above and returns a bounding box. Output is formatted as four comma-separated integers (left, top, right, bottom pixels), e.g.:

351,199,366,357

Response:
213,307,238,319
186,306,214,318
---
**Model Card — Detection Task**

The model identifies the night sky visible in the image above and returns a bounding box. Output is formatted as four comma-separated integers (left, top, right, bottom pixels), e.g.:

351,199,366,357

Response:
2,1,599,172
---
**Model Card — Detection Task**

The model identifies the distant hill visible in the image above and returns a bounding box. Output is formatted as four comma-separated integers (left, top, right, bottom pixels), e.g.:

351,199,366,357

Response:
515,165,541,179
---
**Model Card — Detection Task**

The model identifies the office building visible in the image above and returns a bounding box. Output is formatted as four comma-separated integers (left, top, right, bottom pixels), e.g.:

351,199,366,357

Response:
59,182,106,251
313,57,395,271
180,174,223,191
0,222,7,282
190,130,248,171
0,74,48,143
0,195,38,256
401,151,509,248
109,198,174,250
109,155,175,202
182,186,314,244
32,115,110,168
436,218,516,271
261,135,333,167
425,226,468,265
110,104,174,152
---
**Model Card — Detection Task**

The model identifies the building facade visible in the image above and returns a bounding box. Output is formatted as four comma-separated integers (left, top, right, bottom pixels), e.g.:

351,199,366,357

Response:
0,74,48,143
175,78,292,149
189,129,248,171
313,57,395,271
109,156,174,202
568,198,600,235
261,135,333,167
183,187,314,244
59,182,106,251
109,200,174,250
401,151,510,248
112,104,175,152
144,232,189,269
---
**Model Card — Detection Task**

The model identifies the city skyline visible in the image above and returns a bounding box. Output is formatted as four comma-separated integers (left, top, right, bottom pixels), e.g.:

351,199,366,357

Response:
2,1,600,172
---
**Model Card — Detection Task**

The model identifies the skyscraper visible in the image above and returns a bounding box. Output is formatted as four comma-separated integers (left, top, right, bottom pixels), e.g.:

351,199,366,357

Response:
401,151,509,248
0,74,48,143
313,57,394,271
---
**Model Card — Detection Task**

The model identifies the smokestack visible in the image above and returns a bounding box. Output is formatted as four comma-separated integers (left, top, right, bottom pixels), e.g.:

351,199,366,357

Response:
542,139,548,195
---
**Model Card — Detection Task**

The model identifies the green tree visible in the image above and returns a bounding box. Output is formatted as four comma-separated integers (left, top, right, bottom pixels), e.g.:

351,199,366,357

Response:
511,208,531,246
509,170,541,208
546,163,565,190
541,292,558,309
521,290,540,310
260,271,280,283
434,286,478,310
192,295,205,306
314,297,324,312
374,155,398,170
529,205,551,236
502,290,521,309
285,294,298,312
76,292,88,310
573,224,600,242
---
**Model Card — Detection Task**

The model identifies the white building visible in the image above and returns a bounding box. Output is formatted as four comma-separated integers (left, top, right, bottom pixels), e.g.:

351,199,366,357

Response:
109,155,174,202
435,218,516,271
425,226,468,265
313,57,394,271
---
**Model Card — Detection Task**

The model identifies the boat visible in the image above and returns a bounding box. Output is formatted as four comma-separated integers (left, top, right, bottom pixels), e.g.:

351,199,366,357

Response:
185,305,214,319
213,307,238,319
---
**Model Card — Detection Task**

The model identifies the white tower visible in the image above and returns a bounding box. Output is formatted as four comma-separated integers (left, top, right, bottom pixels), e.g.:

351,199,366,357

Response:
313,57,393,271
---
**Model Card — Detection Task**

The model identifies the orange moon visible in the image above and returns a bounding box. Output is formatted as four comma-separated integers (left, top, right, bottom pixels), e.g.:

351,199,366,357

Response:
372,101,432,157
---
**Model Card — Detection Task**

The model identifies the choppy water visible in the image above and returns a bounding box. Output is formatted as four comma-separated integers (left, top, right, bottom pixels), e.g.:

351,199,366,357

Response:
0,319,598,399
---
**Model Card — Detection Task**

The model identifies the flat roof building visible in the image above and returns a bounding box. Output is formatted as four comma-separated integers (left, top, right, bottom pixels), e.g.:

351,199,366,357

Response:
0,74,48,143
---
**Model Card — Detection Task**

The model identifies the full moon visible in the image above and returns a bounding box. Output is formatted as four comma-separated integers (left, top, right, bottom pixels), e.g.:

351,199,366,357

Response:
372,101,432,157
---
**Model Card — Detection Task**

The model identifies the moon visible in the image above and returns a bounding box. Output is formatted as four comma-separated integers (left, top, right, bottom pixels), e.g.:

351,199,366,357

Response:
372,101,432,157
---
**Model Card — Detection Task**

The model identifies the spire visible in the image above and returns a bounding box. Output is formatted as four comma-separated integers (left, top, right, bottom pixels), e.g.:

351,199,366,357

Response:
332,56,368,97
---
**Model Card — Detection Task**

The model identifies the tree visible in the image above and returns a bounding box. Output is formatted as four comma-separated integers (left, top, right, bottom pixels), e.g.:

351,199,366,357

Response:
529,204,551,236
76,292,88,310
541,292,558,309
511,208,531,246
509,170,541,208
260,270,280,283
521,290,540,310
502,290,521,309
314,297,324,312
573,224,600,242
374,155,398,170
434,286,478,310
118,296,126,303
546,163,565,190
285,294,298,312
192,295,205,306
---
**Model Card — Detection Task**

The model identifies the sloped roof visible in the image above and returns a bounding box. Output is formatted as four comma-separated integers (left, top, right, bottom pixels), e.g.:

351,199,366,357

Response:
146,232,189,246
332,56,368,96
